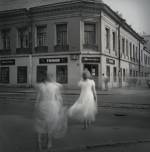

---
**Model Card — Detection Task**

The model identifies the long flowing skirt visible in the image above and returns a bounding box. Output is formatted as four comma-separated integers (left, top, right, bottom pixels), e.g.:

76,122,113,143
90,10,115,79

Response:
35,99,67,138
68,91,97,122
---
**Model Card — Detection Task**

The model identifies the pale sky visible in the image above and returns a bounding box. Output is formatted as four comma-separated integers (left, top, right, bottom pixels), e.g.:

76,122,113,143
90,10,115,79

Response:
104,0,150,35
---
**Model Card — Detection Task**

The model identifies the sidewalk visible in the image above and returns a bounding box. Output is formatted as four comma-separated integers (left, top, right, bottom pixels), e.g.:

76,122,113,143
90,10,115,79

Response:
0,85,149,95
52,125,150,152
0,115,150,152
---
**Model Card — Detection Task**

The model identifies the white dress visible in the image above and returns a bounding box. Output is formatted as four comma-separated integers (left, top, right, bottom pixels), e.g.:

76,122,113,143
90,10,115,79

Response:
35,82,67,138
68,79,97,122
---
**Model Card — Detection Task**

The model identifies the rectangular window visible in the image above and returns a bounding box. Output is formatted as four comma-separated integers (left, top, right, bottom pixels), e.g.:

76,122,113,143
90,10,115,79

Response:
37,66,47,83
17,66,27,83
130,69,132,77
56,24,67,46
0,67,9,83
1,30,10,49
112,31,116,51
18,28,29,48
84,23,96,45
133,44,135,62
37,26,47,47
105,28,110,50
56,65,68,83
136,47,138,62
136,71,138,77
123,68,125,81
122,38,125,55
133,70,135,77
130,42,132,60
106,65,110,82
84,64,98,77
141,50,143,63
113,67,117,82
126,40,128,57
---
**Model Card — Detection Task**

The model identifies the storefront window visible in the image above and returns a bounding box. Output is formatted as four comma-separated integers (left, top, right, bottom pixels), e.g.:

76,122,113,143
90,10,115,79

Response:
84,64,98,77
113,67,117,82
56,65,68,83
106,65,110,82
123,68,126,81
0,67,9,83
37,66,47,82
130,69,132,77
17,66,27,83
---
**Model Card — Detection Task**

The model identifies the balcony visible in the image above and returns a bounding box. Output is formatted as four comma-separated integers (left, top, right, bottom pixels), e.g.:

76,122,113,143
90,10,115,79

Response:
54,45,69,52
83,44,98,51
16,48,32,54
0,49,11,55
35,46,48,53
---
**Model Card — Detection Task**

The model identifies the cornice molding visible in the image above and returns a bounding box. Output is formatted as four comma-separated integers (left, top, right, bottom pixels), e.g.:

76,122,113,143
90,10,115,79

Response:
0,0,143,42
0,8,28,18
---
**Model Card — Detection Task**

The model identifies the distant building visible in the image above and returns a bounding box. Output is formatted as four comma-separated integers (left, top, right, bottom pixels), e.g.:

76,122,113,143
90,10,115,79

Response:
142,35,150,77
0,0,149,89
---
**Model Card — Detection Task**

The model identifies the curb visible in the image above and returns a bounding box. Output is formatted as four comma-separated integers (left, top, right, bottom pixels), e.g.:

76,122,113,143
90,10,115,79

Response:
51,139,150,152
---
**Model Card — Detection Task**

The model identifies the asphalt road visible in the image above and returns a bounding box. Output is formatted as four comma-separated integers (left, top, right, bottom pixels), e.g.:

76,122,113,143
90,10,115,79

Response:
0,88,150,152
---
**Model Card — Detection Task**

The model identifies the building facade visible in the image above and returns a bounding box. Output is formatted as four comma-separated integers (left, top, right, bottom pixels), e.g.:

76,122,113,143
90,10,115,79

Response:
0,0,149,89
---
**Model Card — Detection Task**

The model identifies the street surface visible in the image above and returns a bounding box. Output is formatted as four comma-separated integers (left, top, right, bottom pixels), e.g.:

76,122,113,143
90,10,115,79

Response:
0,87,150,152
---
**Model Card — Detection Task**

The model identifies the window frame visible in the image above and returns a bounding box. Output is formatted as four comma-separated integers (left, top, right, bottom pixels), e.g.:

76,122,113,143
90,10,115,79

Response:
113,67,117,82
17,66,27,83
56,65,68,83
18,27,29,48
56,23,68,46
105,27,110,50
106,65,110,82
1,29,10,49
84,22,96,46
36,65,47,83
36,25,47,47
0,67,9,83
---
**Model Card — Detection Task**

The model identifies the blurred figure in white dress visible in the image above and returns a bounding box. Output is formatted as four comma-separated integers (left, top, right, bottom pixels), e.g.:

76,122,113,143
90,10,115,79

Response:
68,71,97,129
34,74,67,151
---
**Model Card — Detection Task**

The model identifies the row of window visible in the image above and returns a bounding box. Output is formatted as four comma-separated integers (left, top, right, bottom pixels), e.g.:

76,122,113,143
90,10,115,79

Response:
144,54,150,65
0,23,96,50
105,27,140,63
0,66,27,83
0,65,68,84
106,66,126,82
106,66,141,83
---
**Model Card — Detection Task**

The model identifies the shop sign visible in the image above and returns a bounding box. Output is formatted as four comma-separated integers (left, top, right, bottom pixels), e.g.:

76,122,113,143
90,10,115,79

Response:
106,58,115,64
0,59,15,65
39,57,68,64
82,57,100,63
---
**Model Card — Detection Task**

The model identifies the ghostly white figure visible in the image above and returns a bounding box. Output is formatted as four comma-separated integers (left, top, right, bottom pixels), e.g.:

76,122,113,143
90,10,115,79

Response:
68,71,97,129
34,74,67,151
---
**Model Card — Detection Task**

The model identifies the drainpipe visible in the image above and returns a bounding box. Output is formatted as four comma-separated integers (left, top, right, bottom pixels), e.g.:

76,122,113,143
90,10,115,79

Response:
99,10,102,89
28,54,32,87
27,9,33,87
139,40,141,77
118,24,121,87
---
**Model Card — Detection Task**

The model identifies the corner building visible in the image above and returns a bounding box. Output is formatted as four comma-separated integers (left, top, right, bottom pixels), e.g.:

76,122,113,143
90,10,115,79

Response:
0,0,149,89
